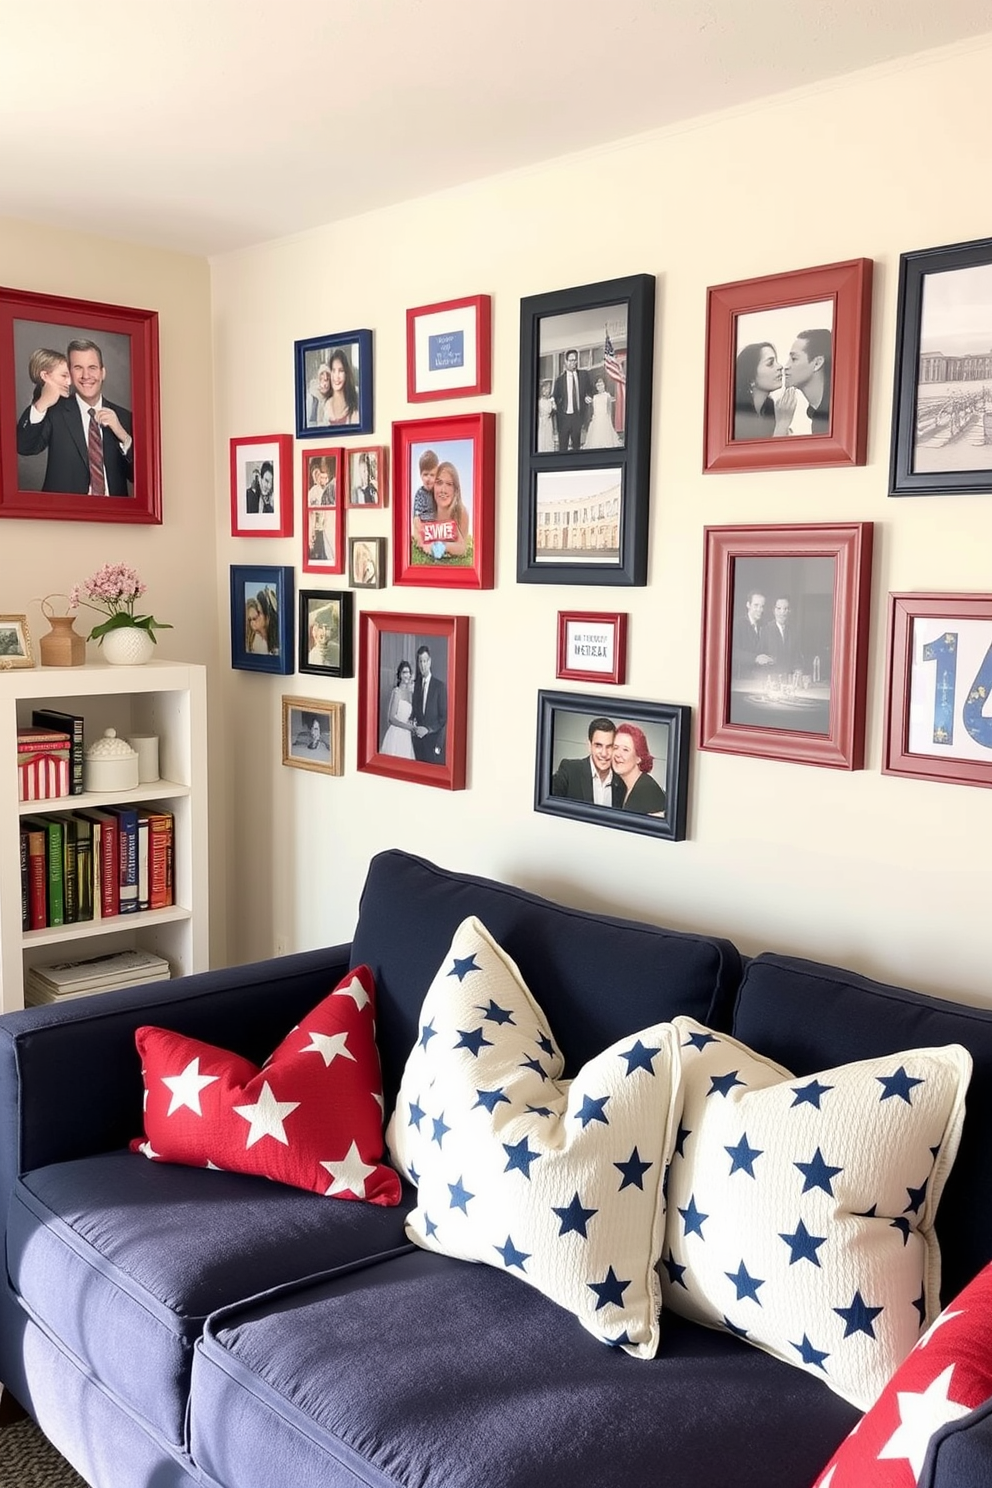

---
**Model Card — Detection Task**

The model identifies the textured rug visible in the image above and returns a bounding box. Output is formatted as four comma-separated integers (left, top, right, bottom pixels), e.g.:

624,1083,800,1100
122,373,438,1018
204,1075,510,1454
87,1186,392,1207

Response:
0,1416,90,1487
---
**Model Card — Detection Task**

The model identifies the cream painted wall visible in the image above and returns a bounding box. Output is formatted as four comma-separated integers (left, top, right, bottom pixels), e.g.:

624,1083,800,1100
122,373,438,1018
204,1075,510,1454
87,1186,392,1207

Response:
212,37,992,1006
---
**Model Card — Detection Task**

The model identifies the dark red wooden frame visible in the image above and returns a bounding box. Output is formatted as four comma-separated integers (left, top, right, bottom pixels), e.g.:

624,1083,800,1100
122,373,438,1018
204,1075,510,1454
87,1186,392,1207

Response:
703,259,872,474
556,611,628,685
699,522,874,769
298,444,344,573
392,411,496,589
406,294,492,402
357,610,469,791
229,433,294,538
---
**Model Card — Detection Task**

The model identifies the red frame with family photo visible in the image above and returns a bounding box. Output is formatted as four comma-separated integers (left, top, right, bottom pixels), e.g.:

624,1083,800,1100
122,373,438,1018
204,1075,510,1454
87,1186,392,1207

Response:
300,445,345,574
391,412,495,589
357,610,469,790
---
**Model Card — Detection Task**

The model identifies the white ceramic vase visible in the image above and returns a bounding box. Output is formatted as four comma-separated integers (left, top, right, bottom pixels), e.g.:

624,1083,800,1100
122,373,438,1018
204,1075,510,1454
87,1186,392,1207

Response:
101,626,155,666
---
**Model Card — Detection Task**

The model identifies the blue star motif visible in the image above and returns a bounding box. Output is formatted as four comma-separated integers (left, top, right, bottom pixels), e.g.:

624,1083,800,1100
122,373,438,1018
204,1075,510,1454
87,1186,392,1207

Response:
588,1266,631,1311
684,1030,719,1052
723,1316,749,1339
477,999,514,1024
552,1192,598,1238
495,1235,530,1271
679,1195,708,1239
455,1027,494,1057
620,1039,661,1076
877,1066,924,1105
913,1288,926,1325
448,954,481,982
725,1132,763,1178
424,1213,438,1239
431,1114,451,1148
725,1261,764,1304
474,1087,511,1114
407,1098,426,1129
575,1093,610,1128
708,1069,746,1098
519,1056,550,1081
791,1334,829,1370
779,1219,827,1267
536,1033,556,1058
419,1019,437,1051
503,1136,541,1179
604,1329,633,1348
834,1289,883,1339
408,1162,420,1185
790,1079,834,1109
526,1103,555,1117
448,1177,474,1214
890,1217,912,1246
673,1121,692,1157
795,1146,843,1196
904,1178,928,1215
615,1147,653,1191
661,1251,687,1288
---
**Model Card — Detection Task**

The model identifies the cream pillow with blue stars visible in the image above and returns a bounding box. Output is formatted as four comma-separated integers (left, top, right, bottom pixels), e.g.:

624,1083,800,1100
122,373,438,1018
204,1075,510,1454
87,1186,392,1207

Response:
660,1016,972,1410
386,916,682,1359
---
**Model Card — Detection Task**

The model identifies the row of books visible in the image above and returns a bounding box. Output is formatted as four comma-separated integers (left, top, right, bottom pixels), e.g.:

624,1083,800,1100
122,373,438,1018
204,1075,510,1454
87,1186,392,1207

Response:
16,708,86,801
25,947,172,1006
19,806,174,931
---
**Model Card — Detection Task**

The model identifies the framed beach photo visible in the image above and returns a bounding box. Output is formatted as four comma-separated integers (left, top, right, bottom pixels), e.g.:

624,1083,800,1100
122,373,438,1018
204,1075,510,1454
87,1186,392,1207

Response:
556,611,627,685
298,588,354,678
0,285,161,525
517,274,655,586
294,330,373,439
534,691,689,842
0,614,33,668
282,696,344,776
346,446,387,508
406,294,492,402
357,610,469,790
301,446,344,574
350,537,386,590
230,434,293,537
890,237,992,496
699,523,873,770
703,259,872,473
392,412,495,589
230,564,295,675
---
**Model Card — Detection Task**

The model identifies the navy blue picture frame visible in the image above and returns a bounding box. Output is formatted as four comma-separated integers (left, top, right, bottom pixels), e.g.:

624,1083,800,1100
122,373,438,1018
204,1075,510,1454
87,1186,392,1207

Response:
294,329,373,439
230,564,295,674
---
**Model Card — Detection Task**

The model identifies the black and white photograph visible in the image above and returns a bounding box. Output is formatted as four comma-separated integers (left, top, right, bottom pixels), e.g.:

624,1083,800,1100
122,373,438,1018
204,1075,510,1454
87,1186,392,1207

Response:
728,556,835,734
282,696,343,776
0,614,33,667
911,257,992,478
294,330,373,438
536,304,629,454
733,302,834,442
533,467,623,566
298,588,353,678
376,629,450,766
230,433,293,537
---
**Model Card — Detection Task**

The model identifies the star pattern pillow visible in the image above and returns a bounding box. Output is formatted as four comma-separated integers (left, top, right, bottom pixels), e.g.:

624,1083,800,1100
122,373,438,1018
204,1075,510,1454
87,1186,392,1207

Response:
814,1259,992,1487
661,1016,971,1411
130,965,401,1205
385,916,681,1358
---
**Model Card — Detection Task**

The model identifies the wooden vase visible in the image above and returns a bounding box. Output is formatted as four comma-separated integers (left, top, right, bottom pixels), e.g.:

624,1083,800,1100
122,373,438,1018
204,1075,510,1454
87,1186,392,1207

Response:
39,615,86,667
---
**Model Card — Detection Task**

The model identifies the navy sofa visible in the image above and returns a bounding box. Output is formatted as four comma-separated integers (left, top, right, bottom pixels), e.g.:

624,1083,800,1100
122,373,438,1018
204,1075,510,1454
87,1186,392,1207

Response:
2,848,992,1488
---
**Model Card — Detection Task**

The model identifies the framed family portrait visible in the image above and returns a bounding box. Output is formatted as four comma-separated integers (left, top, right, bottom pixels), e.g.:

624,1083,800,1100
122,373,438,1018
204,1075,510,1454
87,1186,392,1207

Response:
703,259,872,473
556,611,627,685
294,330,373,439
0,614,33,668
282,696,344,777
889,237,992,496
231,434,293,537
357,610,469,790
298,588,354,678
0,285,161,525
391,411,495,589
406,294,492,402
301,446,344,574
350,537,386,589
534,691,689,841
883,593,992,788
229,564,295,675
517,274,655,586
346,446,387,508
699,523,873,769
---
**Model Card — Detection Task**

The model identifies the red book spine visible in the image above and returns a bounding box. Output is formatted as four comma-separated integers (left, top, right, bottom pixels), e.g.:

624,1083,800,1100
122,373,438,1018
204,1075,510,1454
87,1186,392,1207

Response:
144,813,173,910
27,830,47,929
99,815,119,918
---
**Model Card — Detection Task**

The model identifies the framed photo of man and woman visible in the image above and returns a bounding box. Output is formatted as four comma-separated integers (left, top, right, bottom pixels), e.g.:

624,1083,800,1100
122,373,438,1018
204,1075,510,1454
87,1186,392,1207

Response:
294,331,372,439
231,433,294,537
230,564,295,675
357,611,469,790
517,274,656,586
391,412,495,589
0,285,161,525
703,259,872,474
300,446,344,573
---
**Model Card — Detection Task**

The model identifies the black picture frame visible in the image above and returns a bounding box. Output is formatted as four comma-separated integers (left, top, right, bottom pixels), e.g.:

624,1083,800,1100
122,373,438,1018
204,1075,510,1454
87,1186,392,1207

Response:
517,274,655,586
298,588,354,678
890,235,992,497
534,690,689,841
294,330,373,440
230,564,295,674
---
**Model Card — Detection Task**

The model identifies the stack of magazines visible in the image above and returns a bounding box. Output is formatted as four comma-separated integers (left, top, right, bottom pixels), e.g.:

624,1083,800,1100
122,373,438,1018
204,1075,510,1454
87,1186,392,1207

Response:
25,948,172,1005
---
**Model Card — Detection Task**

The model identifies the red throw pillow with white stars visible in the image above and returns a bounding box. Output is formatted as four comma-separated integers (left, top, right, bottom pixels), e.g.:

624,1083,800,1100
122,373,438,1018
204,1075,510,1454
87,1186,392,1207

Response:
130,965,401,1205
814,1259,992,1487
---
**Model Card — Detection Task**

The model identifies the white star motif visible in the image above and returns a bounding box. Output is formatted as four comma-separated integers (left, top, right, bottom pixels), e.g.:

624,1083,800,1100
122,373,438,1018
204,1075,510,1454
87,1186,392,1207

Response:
233,1081,299,1148
879,1363,971,1479
818,1468,836,1488
299,1029,356,1067
917,1309,963,1347
162,1057,219,1116
372,1090,384,1114
335,975,370,1012
320,1141,378,1198
137,1139,160,1159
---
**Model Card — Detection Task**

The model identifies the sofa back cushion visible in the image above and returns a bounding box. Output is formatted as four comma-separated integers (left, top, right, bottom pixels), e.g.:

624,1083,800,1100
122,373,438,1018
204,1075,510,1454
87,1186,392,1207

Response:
732,953,992,1302
351,850,742,1110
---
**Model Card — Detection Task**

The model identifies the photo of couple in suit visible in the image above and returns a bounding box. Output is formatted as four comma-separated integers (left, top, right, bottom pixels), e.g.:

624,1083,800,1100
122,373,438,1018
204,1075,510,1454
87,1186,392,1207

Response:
536,305,629,454
550,711,667,817
733,300,834,443
729,556,835,735
378,632,449,765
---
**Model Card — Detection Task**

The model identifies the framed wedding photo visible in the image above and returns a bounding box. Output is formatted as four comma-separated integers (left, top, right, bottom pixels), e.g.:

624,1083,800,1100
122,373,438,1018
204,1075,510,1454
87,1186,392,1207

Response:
406,294,492,402
282,696,344,777
883,592,992,788
889,237,992,496
301,446,344,574
230,564,295,675
230,434,293,538
556,611,627,685
357,610,469,790
517,274,655,586
534,691,689,842
699,522,873,770
703,259,872,474
0,285,161,525
0,614,33,669
298,588,354,679
392,411,495,589
294,329,373,439
346,446,387,508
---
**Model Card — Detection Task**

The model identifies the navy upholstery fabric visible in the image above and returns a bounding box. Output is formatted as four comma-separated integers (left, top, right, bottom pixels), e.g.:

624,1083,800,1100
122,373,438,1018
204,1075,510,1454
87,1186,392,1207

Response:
925,1397,992,1487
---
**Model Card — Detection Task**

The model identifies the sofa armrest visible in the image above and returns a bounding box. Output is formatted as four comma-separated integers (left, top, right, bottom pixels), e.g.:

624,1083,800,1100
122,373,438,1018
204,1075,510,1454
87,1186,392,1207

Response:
926,1397,992,1487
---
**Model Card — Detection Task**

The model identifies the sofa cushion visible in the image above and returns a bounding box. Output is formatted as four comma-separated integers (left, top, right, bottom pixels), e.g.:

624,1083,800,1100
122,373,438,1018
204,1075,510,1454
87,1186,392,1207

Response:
662,1016,971,1411
130,965,400,1204
386,917,680,1357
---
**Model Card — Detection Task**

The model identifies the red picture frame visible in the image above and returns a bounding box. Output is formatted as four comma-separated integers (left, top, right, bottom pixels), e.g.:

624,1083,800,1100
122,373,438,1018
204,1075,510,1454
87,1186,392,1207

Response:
406,294,491,402
0,285,161,524
392,411,495,589
703,259,872,474
699,522,873,770
556,611,628,685
230,433,293,538
883,593,992,789
299,445,344,574
358,611,469,791
345,445,388,508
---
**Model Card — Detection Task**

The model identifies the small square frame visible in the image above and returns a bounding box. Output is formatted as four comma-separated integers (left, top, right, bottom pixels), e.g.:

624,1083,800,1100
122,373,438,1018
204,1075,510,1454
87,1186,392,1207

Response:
282,696,344,776
350,536,386,589
230,434,293,537
298,588,354,678
301,445,344,574
392,411,495,589
0,614,33,668
406,294,492,402
358,610,469,790
556,611,627,685
345,445,388,508
294,330,373,438
230,564,295,674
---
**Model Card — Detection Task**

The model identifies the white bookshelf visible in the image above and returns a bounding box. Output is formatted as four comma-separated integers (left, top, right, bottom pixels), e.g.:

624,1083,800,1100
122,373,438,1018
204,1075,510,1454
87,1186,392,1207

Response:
0,660,208,1013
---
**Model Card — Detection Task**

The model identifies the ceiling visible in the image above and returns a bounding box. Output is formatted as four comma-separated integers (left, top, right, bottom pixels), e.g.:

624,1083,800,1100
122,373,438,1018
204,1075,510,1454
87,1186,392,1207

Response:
2,0,991,258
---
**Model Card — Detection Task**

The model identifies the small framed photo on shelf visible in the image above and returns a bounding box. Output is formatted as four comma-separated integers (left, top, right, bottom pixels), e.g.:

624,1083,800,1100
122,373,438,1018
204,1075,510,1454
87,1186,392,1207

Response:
699,522,873,770
556,611,627,685
350,537,386,590
703,258,872,474
517,274,655,586
883,592,992,788
298,588,354,678
294,330,373,438
889,236,992,496
346,446,387,508
301,446,344,575
282,696,344,776
230,564,295,674
534,691,689,841
357,610,469,790
0,614,33,668
406,294,492,402
230,434,294,537
392,411,495,589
